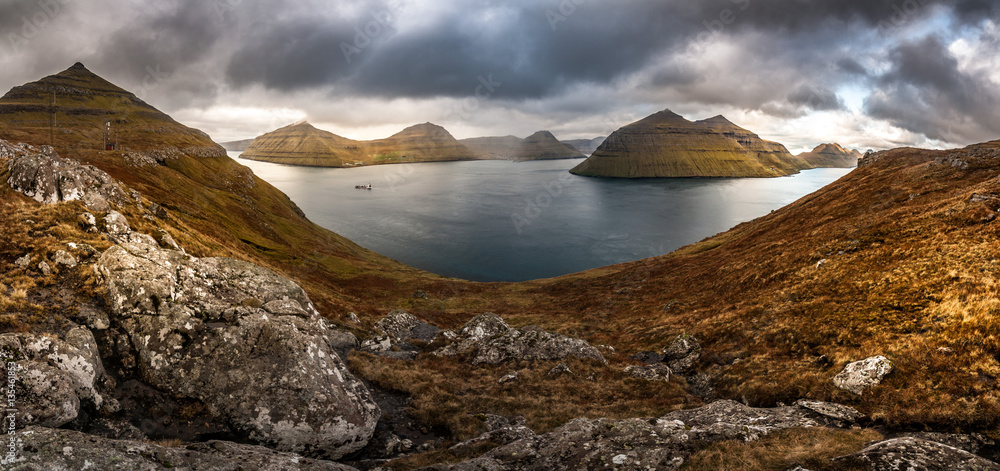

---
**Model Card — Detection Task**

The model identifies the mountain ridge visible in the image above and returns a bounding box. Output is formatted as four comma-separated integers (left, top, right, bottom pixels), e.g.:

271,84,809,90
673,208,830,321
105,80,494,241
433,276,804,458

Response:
460,130,585,161
570,108,810,178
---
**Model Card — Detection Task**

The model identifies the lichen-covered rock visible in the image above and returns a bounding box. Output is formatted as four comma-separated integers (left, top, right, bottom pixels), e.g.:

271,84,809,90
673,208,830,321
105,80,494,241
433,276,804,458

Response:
37,261,51,276
14,254,30,269
434,313,606,365
497,371,519,384
6,149,128,209
158,228,184,252
449,415,534,458
661,334,701,372
794,400,865,424
102,210,131,239
436,399,864,471
96,240,380,459
833,437,1000,470
52,249,77,268
7,426,358,470
361,310,441,358
624,363,671,381
902,432,996,455
833,355,893,395
0,331,105,428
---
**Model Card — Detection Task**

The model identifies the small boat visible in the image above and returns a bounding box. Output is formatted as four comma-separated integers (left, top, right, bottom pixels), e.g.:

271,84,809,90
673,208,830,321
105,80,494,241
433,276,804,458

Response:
355,183,373,190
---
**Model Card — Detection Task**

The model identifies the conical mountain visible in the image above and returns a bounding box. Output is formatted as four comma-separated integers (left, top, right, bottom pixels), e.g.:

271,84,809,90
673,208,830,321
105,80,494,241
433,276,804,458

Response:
461,130,585,161
365,122,478,164
0,62,222,155
518,131,586,160
797,143,862,168
570,109,808,178
241,122,363,167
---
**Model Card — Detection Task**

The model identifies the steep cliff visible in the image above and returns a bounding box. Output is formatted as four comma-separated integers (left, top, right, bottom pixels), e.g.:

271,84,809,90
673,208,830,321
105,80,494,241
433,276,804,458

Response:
570,110,808,178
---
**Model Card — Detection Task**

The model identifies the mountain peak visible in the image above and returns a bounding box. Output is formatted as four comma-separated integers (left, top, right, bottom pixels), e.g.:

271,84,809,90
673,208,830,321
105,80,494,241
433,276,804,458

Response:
652,109,686,121
698,115,735,126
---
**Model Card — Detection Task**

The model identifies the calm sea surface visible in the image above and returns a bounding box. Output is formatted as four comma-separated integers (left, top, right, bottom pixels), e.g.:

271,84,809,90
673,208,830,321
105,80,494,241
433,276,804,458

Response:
232,153,852,282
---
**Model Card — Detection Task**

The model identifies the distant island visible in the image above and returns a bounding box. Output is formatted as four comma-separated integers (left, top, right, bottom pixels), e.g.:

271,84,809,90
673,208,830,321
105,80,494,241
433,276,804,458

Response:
240,122,478,167
219,139,254,152
460,131,585,161
797,143,862,168
570,109,810,178
561,136,606,155
240,123,584,167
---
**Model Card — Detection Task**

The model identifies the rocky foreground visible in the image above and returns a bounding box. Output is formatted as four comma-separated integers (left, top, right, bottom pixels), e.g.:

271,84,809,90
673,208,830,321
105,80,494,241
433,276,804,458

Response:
1,142,997,470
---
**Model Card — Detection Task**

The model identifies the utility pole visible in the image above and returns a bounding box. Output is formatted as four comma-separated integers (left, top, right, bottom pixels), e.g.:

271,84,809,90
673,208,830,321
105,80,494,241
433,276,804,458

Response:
49,90,55,147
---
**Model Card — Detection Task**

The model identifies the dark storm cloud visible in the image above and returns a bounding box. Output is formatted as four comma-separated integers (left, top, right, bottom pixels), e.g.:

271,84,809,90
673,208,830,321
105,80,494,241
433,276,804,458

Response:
89,2,226,86
2,0,999,146
223,1,693,99
865,35,1000,143
836,57,869,76
787,85,845,111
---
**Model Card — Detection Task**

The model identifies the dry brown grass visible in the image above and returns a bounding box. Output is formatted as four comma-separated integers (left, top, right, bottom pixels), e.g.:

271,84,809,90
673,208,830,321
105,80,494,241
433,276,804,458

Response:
348,352,693,441
681,427,882,471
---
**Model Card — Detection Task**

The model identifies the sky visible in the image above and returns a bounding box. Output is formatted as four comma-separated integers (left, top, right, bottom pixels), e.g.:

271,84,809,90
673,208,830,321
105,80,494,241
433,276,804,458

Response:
0,0,998,153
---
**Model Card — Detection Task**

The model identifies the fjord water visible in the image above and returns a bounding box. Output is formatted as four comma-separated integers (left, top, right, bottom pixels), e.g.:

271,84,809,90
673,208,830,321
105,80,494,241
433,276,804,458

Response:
233,153,851,282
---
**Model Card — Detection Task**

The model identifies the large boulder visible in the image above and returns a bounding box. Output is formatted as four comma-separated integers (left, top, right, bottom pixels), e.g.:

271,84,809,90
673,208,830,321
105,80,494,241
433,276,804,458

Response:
832,355,893,395
433,399,862,471
6,148,129,209
661,334,701,373
0,330,105,428
833,437,1000,470
96,238,380,459
434,313,606,365
6,426,357,470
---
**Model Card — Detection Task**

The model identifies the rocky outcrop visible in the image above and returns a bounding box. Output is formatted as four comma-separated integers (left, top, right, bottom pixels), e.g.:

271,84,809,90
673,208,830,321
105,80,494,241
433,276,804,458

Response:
8,426,358,470
833,437,1000,470
434,313,606,365
361,310,441,360
449,415,534,458
430,399,863,471
624,364,671,381
661,334,701,373
96,232,379,459
6,146,130,210
570,110,808,178
797,143,861,168
0,330,105,428
833,355,893,395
